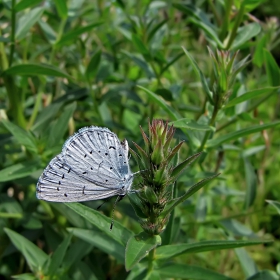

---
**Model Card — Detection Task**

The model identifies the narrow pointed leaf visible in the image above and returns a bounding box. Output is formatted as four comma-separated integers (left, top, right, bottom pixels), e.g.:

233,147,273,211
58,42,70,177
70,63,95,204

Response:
55,22,103,46
130,148,147,171
4,228,48,272
47,102,76,148
64,203,133,246
15,7,44,40
243,158,257,209
147,19,168,42
68,228,125,263
182,47,213,104
266,200,280,215
2,120,37,153
264,49,280,87
128,193,148,219
170,118,215,131
158,263,235,280
166,141,184,163
232,23,261,50
156,239,271,259
161,174,220,218
125,232,161,270
207,121,280,148
0,161,40,182
171,152,202,177
137,85,180,121
140,126,150,153
47,232,73,276
53,0,68,19
2,64,72,79
86,50,102,81
225,87,279,108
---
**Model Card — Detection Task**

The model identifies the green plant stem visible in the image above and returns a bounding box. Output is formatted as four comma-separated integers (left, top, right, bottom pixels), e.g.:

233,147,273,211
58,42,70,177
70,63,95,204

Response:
225,3,245,50
150,60,163,87
148,247,156,272
198,105,219,152
0,32,9,71
208,0,221,26
9,0,16,67
4,76,26,127
27,87,44,129
220,0,233,40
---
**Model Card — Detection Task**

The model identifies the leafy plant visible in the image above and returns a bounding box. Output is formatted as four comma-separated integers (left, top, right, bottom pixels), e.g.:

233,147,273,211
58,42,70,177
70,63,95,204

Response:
0,1,280,279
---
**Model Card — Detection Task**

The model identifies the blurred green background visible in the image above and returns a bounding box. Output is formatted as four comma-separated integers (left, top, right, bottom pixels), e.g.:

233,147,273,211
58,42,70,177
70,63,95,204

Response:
0,0,280,279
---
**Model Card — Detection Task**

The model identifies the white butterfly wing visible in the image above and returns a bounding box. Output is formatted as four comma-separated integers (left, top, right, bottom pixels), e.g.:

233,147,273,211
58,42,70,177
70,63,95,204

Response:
36,126,133,202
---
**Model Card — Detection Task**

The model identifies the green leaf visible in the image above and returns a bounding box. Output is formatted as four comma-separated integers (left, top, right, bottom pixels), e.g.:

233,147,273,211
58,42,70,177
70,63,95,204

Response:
46,232,72,276
131,34,150,56
173,3,216,32
182,47,213,104
243,158,257,209
252,35,267,67
53,0,68,19
160,174,220,218
189,17,224,48
125,232,161,271
1,119,37,153
243,0,267,11
266,200,280,215
160,52,184,75
171,152,202,178
122,51,154,77
128,193,148,219
207,121,280,148
62,239,93,269
147,19,168,42
225,87,279,108
15,0,43,12
234,246,258,277
32,102,64,132
232,23,261,50
156,239,271,260
64,203,133,246
86,50,102,81
158,263,235,280
15,7,45,40
173,4,223,48
170,118,215,131
11,273,37,280
137,85,179,121
264,49,280,87
55,22,103,46
47,102,76,148
2,64,72,79
4,228,48,272
38,20,57,44
155,88,174,101
247,270,279,280
69,228,125,263
0,161,40,182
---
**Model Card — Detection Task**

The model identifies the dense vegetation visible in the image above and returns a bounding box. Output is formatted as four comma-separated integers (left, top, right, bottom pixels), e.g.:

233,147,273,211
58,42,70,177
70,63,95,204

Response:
0,0,280,279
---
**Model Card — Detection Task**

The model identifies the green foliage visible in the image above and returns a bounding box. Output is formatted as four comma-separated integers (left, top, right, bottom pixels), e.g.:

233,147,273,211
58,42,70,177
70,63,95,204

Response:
0,1,280,279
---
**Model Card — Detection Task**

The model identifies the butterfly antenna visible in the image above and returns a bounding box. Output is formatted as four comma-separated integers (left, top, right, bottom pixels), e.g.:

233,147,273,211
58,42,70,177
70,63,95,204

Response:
110,195,122,230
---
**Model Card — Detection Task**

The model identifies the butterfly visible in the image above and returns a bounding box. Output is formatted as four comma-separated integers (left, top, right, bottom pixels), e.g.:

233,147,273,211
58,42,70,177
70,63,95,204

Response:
36,126,134,203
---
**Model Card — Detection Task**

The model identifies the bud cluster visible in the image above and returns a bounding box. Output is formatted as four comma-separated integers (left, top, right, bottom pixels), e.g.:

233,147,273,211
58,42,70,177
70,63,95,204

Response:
208,47,250,108
130,120,200,235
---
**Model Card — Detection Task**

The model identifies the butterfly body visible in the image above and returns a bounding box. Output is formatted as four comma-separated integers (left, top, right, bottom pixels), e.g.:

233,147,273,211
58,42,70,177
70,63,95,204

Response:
36,126,133,202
